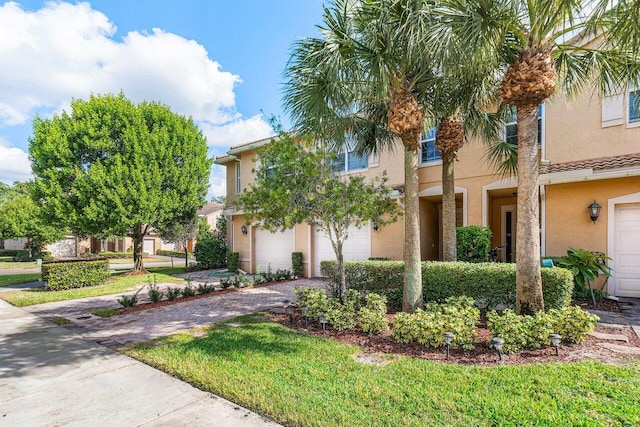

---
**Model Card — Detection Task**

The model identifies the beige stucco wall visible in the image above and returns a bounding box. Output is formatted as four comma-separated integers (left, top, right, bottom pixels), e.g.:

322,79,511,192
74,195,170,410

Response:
230,214,251,272
371,216,404,260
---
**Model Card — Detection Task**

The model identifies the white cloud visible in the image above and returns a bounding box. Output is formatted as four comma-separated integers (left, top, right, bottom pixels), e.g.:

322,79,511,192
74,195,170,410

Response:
202,114,274,147
0,138,32,183
207,165,227,201
0,1,241,125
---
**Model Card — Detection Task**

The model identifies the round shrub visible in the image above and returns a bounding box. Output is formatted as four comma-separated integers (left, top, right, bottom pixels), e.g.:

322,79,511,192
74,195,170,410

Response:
194,238,227,269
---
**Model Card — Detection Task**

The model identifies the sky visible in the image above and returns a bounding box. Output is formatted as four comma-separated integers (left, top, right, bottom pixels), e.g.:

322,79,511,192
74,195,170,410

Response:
0,0,325,198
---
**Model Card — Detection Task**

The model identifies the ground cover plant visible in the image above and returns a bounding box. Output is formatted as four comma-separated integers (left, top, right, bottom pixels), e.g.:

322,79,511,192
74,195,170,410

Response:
0,271,184,307
125,316,640,427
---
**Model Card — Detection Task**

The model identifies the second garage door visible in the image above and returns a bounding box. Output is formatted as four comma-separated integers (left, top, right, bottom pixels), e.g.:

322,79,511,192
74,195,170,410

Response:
613,203,640,297
255,228,295,272
314,224,371,277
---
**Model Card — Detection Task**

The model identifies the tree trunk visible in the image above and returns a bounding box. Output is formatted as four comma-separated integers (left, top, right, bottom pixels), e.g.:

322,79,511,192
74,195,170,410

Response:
184,246,189,268
403,146,423,312
337,250,346,300
515,103,544,314
441,153,456,262
132,224,146,272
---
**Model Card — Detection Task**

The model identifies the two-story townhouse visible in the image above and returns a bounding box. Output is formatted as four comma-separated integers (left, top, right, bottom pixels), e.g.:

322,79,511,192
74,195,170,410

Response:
216,82,640,298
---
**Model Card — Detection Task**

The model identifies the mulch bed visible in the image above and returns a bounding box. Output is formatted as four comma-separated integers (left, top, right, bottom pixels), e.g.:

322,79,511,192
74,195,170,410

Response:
572,298,621,312
116,279,298,315
270,311,640,367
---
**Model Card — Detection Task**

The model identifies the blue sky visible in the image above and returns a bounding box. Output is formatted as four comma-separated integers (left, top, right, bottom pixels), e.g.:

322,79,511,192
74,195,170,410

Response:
0,0,324,197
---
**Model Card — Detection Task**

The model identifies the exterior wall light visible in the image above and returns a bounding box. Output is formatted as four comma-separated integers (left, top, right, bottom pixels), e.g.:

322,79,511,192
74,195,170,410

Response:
588,200,601,223
372,223,379,232
241,224,248,235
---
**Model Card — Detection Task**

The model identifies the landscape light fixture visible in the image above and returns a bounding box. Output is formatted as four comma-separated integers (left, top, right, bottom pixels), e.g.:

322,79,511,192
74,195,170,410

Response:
549,334,561,356
241,224,248,235
443,332,454,360
286,304,295,325
588,201,601,223
491,337,505,362
319,313,328,331
300,306,309,327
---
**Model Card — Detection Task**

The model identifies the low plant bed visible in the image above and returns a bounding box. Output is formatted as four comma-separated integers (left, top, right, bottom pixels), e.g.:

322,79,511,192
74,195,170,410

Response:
572,298,621,313
269,311,640,366
111,278,299,315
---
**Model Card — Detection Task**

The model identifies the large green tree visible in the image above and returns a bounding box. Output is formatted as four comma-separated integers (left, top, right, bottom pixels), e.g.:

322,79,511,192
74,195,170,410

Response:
431,0,640,314
284,0,435,312
29,93,211,271
0,183,62,257
239,133,399,297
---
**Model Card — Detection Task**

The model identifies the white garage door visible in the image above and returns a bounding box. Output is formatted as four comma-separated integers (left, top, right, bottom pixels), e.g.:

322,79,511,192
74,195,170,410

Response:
255,228,295,272
614,203,640,297
314,224,371,277
143,238,156,255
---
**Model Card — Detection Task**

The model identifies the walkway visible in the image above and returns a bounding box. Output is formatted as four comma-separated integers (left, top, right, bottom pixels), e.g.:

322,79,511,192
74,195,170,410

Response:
589,297,640,338
0,299,279,427
24,279,325,348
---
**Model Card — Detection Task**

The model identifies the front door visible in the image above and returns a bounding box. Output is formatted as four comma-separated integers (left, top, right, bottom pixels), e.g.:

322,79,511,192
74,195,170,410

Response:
501,205,516,263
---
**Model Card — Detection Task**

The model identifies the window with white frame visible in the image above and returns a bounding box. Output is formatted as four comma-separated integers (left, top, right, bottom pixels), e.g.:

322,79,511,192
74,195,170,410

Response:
505,104,543,145
235,162,241,194
329,140,368,173
629,84,640,123
420,127,441,164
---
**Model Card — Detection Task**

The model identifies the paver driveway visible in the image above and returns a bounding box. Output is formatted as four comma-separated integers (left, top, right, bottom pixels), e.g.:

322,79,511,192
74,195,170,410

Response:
24,278,326,348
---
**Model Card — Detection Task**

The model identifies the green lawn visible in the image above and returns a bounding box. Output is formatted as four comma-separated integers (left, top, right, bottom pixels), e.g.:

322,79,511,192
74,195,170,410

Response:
109,256,167,264
0,273,42,287
0,260,38,270
125,316,640,427
0,270,185,307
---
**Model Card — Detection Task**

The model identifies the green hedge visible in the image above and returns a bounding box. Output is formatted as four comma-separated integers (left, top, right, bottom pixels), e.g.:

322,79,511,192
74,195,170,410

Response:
156,249,190,258
456,226,491,262
42,259,110,291
292,252,303,277
0,249,23,257
320,260,573,311
97,251,133,259
194,238,227,269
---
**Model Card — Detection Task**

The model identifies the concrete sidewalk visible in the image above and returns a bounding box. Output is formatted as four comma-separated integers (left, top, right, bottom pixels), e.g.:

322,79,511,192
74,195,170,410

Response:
0,299,280,427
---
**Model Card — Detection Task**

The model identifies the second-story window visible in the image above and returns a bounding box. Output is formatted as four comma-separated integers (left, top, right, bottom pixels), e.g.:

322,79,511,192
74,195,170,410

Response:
505,104,543,145
420,128,441,164
330,144,368,173
263,159,276,178
629,84,640,123
236,162,241,194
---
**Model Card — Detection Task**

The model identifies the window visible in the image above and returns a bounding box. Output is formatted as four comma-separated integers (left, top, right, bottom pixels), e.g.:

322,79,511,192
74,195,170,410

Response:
505,104,543,145
235,162,241,194
630,85,640,123
420,128,441,164
263,159,276,178
330,144,368,173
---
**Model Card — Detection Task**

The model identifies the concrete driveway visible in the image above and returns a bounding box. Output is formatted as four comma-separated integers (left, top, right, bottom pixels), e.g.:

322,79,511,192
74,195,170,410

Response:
0,302,280,426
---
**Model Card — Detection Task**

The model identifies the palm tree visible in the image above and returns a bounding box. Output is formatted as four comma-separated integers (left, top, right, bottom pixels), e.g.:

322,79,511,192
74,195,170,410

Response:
283,0,436,312
431,0,640,313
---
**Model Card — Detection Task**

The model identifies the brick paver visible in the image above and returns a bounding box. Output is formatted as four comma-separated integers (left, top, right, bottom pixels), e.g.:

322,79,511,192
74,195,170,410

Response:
25,278,325,348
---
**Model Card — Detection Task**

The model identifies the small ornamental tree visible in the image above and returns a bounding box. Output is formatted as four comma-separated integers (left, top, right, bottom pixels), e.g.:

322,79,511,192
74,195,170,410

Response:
29,93,211,271
239,133,400,297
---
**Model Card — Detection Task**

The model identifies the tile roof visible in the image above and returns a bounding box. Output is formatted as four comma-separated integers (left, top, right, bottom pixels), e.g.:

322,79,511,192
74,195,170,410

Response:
197,202,223,216
229,135,276,150
539,153,640,175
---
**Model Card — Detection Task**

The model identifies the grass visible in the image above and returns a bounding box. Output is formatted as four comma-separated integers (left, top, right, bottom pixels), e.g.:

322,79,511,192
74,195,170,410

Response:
93,308,119,318
0,260,38,269
0,271,184,307
0,273,41,287
109,256,166,264
125,316,640,427
50,317,72,325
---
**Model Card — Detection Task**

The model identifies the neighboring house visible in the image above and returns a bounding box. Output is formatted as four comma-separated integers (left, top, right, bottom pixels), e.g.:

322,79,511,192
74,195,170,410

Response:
198,202,223,232
217,83,640,298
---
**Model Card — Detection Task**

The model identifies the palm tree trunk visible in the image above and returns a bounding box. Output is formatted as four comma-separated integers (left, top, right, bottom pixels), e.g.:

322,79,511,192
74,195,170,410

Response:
441,153,456,262
403,146,422,312
515,103,544,314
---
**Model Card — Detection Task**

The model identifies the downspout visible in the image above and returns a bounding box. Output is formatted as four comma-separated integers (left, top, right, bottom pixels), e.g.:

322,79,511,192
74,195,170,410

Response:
540,184,546,257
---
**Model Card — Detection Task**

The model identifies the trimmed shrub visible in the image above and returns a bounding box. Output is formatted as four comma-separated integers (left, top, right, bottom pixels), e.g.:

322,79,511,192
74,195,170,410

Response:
456,226,492,262
42,259,110,290
97,251,133,259
227,251,240,273
358,293,389,335
181,284,196,297
295,287,329,321
292,252,303,277
0,249,23,257
321,260,573,311
166,287,181,300
194,238,227,269
391,296,479,350
148,284,164,303
156,249,190,258
487,306,599,354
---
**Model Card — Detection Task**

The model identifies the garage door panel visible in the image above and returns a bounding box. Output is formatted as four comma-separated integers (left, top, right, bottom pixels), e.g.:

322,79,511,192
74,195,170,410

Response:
255,228,294,272
614,204,640,297
143,239,155,255
314,224,371,277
